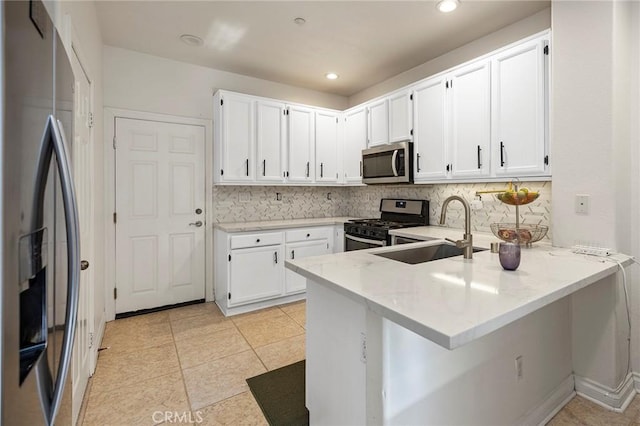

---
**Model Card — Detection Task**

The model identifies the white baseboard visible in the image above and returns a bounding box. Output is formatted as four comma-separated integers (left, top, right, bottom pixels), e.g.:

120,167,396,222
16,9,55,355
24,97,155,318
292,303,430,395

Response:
575,373,637,412
514,375,575,426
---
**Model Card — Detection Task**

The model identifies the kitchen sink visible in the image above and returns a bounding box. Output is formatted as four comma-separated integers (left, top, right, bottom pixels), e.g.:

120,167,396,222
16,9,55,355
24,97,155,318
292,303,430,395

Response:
374,243,487,264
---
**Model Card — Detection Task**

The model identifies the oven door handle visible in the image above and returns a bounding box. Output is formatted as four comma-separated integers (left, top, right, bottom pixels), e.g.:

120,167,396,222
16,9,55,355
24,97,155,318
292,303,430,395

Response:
345,234,386,246
391,149,399,177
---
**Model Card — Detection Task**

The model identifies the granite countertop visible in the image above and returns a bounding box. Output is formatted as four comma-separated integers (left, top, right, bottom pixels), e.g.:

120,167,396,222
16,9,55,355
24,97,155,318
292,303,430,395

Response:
214,217,355,233
286,225,632,350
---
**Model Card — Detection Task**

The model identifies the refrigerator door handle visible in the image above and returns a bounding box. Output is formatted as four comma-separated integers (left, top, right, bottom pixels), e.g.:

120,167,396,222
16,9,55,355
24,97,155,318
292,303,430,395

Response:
50,118,80,425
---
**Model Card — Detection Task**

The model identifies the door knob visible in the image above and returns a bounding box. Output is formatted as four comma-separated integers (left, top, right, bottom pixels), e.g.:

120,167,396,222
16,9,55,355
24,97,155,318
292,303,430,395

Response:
80,260,90,270
189,221,203,227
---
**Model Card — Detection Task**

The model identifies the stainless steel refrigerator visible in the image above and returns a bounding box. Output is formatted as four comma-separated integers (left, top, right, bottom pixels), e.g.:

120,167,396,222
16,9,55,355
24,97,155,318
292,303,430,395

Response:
1,1,80,424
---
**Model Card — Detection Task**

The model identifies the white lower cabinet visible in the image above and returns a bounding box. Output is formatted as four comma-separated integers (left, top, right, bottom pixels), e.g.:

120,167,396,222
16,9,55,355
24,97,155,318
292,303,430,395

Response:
229,244,284,307
215,225,338,316
285,227,333,294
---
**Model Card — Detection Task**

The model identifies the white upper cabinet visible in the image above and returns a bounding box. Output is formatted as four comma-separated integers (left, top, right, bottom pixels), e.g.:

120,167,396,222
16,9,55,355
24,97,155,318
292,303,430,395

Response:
315,110,340,183
367,98,389,147
412,76,448,180
449,59,491,179
343,107,367,184
214,91,255,182
287,105,315,183
213,32,550,186
492,37,548,176
388,90,413,143
256,99,286,182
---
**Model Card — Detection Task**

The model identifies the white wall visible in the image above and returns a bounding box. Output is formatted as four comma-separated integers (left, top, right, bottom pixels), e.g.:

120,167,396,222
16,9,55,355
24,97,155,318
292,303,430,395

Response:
103,46,348,118
348,8,550,107
552,0,637,395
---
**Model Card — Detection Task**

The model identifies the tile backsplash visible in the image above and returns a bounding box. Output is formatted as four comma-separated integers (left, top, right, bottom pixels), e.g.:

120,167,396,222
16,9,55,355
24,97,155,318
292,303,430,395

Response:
213,181,552,240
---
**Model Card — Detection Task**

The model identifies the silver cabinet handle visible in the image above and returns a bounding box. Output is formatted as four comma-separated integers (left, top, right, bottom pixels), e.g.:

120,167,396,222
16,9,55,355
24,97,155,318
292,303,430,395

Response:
32,116,80,424
189,221,203,227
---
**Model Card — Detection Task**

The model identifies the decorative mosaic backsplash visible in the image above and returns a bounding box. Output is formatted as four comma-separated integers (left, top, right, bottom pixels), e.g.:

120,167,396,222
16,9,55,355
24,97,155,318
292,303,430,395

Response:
212,186,352,223
346,181,552,240
212,181,552,240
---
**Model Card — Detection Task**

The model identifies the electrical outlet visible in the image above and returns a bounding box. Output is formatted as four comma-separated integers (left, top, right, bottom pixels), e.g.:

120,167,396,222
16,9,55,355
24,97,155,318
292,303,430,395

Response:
276,192,282,201
515,356,523,380
575,194,590,215
327,192,332,201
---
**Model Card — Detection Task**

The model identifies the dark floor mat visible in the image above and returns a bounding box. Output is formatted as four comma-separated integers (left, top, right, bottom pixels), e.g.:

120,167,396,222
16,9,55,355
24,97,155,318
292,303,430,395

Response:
246,360,309,426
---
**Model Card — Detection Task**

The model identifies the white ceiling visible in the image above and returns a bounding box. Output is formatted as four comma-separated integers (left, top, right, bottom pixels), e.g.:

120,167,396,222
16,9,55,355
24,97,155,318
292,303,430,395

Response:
96,1,550,97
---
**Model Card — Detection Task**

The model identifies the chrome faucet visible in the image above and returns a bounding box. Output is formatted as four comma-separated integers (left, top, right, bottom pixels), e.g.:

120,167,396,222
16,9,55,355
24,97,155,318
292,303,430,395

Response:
439,196,474,259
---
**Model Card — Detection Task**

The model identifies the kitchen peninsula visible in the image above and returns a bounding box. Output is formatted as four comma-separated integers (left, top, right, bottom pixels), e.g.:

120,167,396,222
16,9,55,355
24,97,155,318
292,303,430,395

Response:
286,229,632,425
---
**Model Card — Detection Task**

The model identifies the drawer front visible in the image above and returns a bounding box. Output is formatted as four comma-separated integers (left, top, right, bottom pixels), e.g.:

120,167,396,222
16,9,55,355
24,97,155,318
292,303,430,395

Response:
286,227,333,243
231,232,283,249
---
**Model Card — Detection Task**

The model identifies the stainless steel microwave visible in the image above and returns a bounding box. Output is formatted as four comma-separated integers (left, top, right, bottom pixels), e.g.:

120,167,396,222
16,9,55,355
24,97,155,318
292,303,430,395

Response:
362,141,414,184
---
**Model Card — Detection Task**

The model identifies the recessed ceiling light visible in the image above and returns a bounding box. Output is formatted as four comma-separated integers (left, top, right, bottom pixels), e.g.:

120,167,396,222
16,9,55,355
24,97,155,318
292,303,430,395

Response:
294,17,306,25
180,34,203,47
325,72,339,80
436,0,459,13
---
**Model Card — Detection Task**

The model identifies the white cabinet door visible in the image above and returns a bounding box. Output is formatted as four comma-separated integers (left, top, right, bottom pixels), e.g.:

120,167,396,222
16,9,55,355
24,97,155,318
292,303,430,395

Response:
229,245,284,306
219,92,254,181
343,107,367,184
367,98,389,147
492,38,548,176
388,90,413,143
449,60,491,178
286,239,331,294
413,76,448,181
315,110,340,183
287,105,315,182
256,100,286,182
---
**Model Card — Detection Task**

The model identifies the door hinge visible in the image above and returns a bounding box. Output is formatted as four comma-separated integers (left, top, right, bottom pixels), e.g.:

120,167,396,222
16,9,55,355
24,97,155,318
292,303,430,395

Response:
228,254,231,261
410,93,413,101
113,212,117,224
228,292,231,300
445,81,449,89
113,287,117,299
112,136,116,150
220,169,224,176
89,332,94,349
544,45,549,55
220,99,224,106
410,129,413,136
88,112,94,128
544,155,549,165
336,117,338,123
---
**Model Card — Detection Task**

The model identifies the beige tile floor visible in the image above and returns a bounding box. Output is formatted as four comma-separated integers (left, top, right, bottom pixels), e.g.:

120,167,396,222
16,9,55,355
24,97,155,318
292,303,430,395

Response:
79,300,640,425
80,301,305,425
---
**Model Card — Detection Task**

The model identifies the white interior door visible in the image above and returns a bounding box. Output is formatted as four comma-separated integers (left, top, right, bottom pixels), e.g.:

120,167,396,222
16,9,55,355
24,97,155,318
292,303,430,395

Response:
115,118,206,314
69,49,94,423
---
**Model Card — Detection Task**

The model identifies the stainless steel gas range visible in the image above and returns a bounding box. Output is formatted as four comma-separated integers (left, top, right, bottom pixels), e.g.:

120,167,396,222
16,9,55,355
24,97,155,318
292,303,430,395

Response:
344,198,430,251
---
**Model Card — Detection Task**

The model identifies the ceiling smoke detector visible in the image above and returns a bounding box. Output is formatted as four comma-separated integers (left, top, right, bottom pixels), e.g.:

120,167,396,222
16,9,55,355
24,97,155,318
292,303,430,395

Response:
180,34,204,47
436,0,460,13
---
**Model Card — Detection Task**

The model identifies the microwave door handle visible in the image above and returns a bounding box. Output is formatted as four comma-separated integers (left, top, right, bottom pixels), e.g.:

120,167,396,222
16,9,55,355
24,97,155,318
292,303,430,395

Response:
391,149,399,177
49,119,81,425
